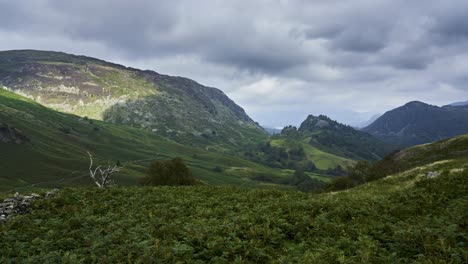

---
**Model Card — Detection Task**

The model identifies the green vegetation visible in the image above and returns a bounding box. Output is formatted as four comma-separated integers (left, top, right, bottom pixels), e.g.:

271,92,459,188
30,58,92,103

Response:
328,133,468,191
142,158,196,186
0,50,268,151
0,88,310,192
1,167,466,263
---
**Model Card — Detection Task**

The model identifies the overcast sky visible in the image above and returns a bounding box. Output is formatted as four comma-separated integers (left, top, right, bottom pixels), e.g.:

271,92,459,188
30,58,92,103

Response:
1,0,467,127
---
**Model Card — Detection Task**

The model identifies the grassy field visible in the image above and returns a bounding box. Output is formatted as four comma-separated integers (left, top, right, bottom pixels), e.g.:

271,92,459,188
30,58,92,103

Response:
0,88,303,193
0,163,466,263
270,138,354,170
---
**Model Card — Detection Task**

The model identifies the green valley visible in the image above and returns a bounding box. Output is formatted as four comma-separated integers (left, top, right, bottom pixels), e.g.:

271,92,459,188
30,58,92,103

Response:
0,88,308,192
1,138,466,263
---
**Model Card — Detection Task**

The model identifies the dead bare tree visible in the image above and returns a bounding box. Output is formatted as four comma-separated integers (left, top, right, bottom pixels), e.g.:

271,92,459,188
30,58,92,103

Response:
87,151,120,188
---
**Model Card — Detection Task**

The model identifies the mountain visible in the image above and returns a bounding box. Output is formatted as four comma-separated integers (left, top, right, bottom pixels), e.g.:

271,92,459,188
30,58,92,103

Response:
0,50,266,150
246,115,393,175
447,100,468,107
0,88,307,192
363,101,468,147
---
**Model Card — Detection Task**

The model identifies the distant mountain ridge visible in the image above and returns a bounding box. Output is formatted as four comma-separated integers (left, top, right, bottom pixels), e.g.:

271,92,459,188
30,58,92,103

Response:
0,50,266,149
446,100,468,107
363,101,468,147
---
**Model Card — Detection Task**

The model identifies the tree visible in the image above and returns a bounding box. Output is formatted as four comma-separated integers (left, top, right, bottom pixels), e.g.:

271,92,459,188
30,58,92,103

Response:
87,152,120,188
142,157,196,186
289,169,325,192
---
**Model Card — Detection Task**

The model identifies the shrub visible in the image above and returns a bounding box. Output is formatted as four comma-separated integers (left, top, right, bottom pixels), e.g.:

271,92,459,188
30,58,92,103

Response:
289,170,326,192
142,157,196,186
213,166,223,173
59,126,72,134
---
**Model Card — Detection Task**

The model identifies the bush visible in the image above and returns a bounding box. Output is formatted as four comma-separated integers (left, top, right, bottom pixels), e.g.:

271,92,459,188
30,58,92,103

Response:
142,157,196,186
289,170,326,192
58,126,72,134
213,166,223,173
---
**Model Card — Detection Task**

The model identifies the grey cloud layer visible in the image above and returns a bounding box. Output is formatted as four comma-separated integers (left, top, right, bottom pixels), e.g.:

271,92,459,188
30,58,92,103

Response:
0,0,467,127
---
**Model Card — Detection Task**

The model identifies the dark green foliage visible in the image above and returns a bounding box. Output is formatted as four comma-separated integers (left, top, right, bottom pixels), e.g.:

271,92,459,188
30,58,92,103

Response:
289,169,325,192
142,158,196,186
213,166,223,173
1,170,466,263
248,141,316,172
325,165,346,176
58,126,71,134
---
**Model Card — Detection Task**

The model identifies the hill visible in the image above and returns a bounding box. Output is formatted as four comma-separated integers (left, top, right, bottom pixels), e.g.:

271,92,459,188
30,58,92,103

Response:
363,101,468,147
0,88,324,192
1,143,466,262
373,133,468,176
0,50,267,151
243,115,393,177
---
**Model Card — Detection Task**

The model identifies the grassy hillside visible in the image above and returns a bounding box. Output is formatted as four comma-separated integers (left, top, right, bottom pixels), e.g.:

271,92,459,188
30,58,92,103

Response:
370,133,468,180
1,162,466,262
0,50,267,151
269,137,354,170
0,88,320,192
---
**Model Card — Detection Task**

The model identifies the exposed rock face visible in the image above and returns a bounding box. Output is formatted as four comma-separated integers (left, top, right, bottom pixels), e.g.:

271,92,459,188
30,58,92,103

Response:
0,123,28,144
0,50,266,147
0,189,59,222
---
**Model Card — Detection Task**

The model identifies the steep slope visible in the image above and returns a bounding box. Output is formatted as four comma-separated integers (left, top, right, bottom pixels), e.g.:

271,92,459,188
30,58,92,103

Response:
0,50,266,150
363,101,468,147
0,88,306,192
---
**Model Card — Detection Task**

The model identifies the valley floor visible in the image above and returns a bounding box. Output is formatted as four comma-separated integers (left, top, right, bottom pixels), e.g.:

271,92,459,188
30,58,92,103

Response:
1,169,466,263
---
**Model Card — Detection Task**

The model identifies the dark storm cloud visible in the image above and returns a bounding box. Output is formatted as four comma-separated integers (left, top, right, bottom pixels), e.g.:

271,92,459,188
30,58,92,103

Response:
0,0,467,126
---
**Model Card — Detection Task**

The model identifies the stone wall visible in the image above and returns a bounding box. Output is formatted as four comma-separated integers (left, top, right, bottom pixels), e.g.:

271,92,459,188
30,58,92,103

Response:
0,189,59,222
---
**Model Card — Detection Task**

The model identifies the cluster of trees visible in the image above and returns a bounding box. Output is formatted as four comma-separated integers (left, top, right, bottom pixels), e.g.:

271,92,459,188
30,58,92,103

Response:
141,157,197,186
289,170,326,192
252,169,325,192
245,141,317,172
327,151,403,191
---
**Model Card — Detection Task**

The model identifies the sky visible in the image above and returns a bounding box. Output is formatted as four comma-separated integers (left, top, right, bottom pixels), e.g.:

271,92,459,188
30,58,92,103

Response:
1,0,467,128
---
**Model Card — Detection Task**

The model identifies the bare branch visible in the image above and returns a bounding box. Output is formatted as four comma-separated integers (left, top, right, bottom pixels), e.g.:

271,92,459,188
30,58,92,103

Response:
86,151,120,188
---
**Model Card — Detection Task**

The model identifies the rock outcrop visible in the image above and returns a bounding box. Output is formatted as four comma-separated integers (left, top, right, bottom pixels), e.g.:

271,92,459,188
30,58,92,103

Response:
0,189,59,222
0,123,28,144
